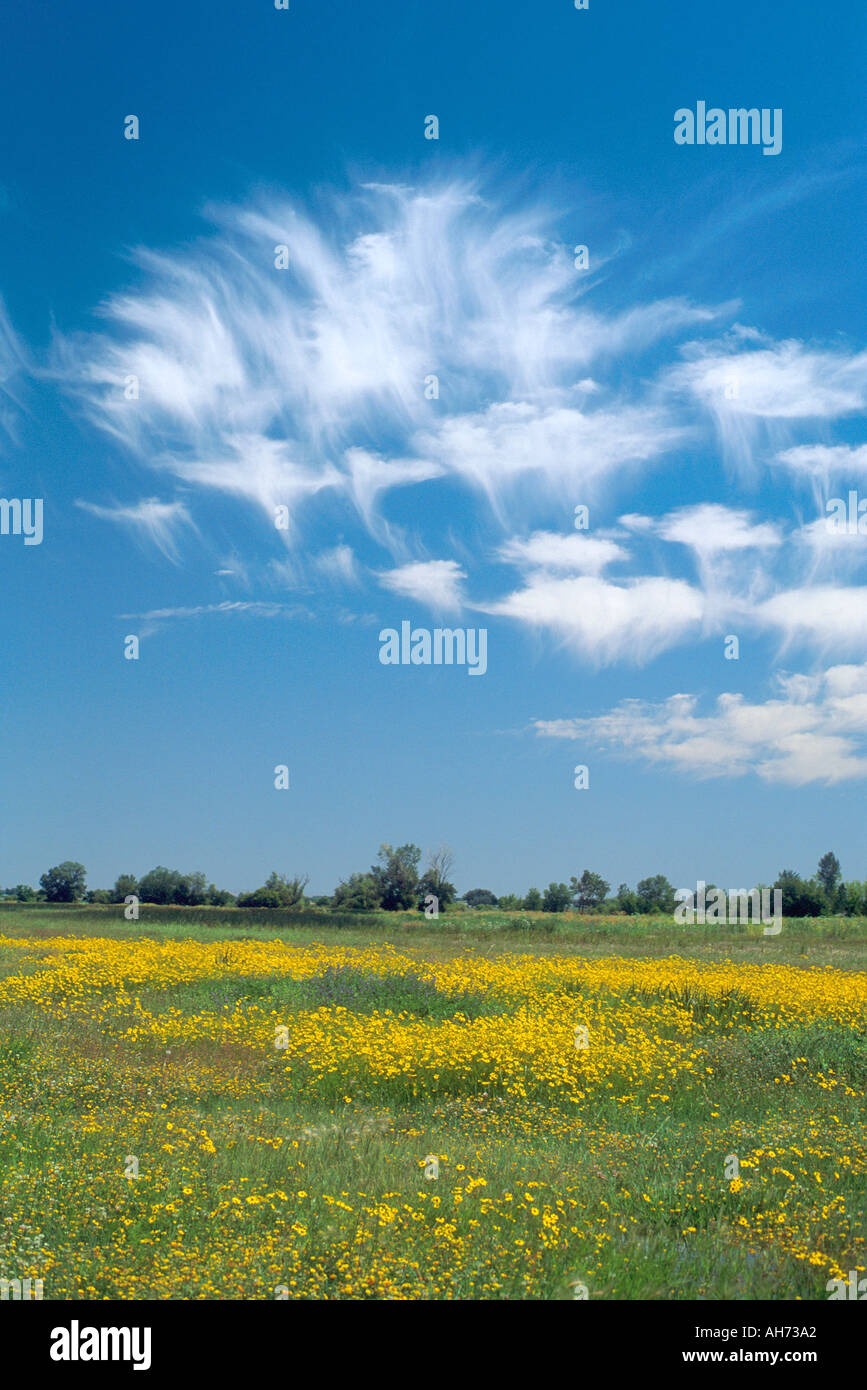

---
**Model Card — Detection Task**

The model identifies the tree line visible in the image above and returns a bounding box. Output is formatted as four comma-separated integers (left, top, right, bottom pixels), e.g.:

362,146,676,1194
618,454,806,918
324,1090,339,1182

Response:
1,850,859,918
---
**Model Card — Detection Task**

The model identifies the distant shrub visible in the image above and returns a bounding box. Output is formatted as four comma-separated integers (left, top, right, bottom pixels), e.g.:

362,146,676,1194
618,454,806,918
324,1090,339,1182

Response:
464,889,498,908
237,872,308,910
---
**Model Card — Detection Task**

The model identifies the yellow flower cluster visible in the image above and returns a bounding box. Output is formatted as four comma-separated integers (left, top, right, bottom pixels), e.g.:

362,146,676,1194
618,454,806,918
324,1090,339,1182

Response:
0,934,863,1299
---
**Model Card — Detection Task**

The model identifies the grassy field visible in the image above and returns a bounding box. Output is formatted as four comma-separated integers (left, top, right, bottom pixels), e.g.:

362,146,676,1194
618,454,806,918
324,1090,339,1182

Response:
0,904,865,1299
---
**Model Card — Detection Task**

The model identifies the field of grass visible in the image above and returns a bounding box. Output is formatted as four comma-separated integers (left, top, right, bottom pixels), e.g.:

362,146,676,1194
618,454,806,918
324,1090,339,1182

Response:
0,905,865,1299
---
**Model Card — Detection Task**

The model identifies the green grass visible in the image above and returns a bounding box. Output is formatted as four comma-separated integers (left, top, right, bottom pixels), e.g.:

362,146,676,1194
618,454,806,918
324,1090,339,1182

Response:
133,965,500,1023
5,899,867,962
0,907,865,1298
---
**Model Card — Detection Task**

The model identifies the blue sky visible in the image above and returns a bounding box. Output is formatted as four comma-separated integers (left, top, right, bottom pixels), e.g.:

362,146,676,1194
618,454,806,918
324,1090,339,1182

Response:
2,0,867,897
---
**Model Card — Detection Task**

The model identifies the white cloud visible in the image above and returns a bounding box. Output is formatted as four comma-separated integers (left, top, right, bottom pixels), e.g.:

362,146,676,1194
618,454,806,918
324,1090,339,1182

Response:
0,296,27,447
46,174,867,673
484,573,704,664
377,559,467,612
675,339,867,420
163,432,341,532
497,530,628,574
773,443,867,515
774,443,867,485
214,552,251,586
119,600,294,621
418,399,685,509
666,336,867,477
648,503,784,603
795,517,867,568
314,544,359,585
54,177,722,553
115,597,313,637
75,497,196,562
534,662,867,785
342,446,443,537
654,503,782,553
757,585,867,654
617,513,656,533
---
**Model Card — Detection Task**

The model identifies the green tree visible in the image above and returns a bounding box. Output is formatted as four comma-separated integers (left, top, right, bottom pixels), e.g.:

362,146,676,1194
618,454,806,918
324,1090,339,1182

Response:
615,884,638,914
138,867,183,904
174,871,208,906
817,852,842,903
570,869,610,912
417,846,456,910
39,861,87,903
635,875,676,914
417,872,456,910
840,881,863,916
542,882,572,913
773,869,824,918
331,872,383,911
14,884,36,902
497,893,523,910
112,874,139,903
371,843,421,910
207,885,236,906
523,887,543,911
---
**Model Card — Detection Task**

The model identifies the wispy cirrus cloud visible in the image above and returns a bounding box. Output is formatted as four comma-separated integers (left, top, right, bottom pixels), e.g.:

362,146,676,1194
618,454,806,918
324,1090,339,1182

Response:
75,496,196,562
0,295,28,447
165,433,341,534
772,443,867,511
116,597,314,638
314,544,360,585
619,503,784,605
667,331,867,476
53,175,723,549
119,599,295,620
417,398,686,514
774,443,867,484
35,171,867,692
